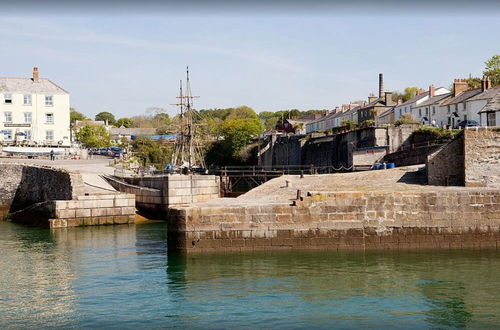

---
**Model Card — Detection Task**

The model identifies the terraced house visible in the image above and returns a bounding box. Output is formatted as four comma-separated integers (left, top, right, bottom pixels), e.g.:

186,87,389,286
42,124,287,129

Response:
0,67,71,146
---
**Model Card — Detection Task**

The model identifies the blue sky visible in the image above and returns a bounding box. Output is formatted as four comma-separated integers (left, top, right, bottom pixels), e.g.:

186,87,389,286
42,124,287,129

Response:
1,7,499,119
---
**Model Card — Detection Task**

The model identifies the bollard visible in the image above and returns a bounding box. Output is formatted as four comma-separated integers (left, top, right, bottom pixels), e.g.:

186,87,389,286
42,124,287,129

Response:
285,180,291,188
296,189,301,200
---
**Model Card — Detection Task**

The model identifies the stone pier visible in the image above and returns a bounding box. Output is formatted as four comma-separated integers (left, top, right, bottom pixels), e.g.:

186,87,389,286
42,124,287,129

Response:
0,162,136,228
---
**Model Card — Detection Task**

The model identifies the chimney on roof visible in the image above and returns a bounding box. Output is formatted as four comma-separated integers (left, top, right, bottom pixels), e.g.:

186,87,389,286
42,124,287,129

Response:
32,67,39,82
368,93,378,104
384,91,395,106
378,73,384,98
397,97,403,106
453,78,468,96
481,75,492,92
429,84,435,97
416,88,425,96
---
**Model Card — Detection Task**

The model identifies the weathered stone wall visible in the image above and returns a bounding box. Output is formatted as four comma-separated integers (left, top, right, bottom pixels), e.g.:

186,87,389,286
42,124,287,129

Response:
168,189,500,252
352,147,387,166
107,174,220,219
9,193,136,228
0,163,84,217
385,144,443,167
426,134,465,186
260,126,418,168
464,128,500,188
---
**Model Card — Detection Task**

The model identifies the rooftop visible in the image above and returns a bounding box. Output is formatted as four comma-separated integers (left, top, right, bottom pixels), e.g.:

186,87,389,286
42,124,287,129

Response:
0,77,68,94
467,87,500,102
416,93,451,107
441,88,482,106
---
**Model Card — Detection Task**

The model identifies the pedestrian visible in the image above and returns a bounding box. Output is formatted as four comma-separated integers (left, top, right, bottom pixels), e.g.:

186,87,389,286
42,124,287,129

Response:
50,149,55,161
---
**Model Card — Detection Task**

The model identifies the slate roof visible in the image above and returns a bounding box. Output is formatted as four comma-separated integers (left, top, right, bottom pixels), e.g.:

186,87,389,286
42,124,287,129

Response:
479,91,500,113
397,92,429,107
0,77,68,94
416,93,452,107
467,87,500,102
441,88,482,106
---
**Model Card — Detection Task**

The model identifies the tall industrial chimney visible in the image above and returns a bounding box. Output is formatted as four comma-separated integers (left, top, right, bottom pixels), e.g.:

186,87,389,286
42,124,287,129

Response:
378,73,384,98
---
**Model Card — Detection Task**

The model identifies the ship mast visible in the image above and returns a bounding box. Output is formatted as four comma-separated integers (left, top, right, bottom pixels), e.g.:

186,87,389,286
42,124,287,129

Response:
172,66,206,172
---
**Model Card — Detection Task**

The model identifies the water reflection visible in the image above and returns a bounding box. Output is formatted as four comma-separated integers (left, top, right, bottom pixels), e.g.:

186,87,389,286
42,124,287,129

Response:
0,222,499,329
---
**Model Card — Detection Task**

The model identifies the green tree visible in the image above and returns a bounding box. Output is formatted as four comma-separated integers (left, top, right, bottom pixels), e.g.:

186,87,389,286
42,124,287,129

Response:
116,117,132,128
132,137,173,167
70,108,88,124
75,125,111,148
95,111,116,125
466,77,482,89
484,54,500,86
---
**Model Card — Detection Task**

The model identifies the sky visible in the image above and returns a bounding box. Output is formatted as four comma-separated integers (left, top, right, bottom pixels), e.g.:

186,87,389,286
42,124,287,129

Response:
1,1,499,119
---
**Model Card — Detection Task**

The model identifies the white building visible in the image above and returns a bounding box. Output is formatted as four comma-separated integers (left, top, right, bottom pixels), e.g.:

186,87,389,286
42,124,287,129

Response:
438,79,482,128
478,92,500,127
393,86,450,122
465,77,500,125
0,67,70,146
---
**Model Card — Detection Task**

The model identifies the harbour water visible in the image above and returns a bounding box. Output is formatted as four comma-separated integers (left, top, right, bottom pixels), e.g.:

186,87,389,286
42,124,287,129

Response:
1,221,499,329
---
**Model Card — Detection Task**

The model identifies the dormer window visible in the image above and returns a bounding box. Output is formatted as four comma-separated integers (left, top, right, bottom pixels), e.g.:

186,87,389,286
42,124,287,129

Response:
45,95,53,106
4,93,12,104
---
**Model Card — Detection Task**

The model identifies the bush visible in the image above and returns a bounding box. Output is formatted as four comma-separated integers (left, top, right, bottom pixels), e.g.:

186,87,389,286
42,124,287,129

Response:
415,126,461,140
394,114,419,126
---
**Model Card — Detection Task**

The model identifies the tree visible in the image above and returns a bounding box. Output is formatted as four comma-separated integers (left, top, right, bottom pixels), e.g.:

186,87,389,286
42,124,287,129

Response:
484,54,500,86
95,111,116,125
70,108,88,124
132,137,173,167
466,77,482,89
116,117,132,128
75,125,111,148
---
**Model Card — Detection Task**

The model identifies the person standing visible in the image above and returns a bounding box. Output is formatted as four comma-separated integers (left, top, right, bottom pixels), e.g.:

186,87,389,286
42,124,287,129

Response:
50,149,55,161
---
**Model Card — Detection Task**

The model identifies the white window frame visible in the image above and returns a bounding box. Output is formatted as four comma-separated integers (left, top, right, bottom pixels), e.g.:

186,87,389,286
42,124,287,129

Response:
4,93,12,104
45,95,53,106
4,111,12,122
24,112,32,123
45,113,54,124
45,130,54,141
23,94,32,105
24,130,32,141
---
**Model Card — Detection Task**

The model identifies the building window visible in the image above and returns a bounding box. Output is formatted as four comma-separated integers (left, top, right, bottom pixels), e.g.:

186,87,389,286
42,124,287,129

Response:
23,94,32,105
455,104,458,111
399,109,402,116
487,112,496,127
432,107,436,115
24,112,32,123
45,113,54,124
3,130,12,140
46,130,54,141
24,130,32,140
4,93,12,104
425,108,429,115
4,112,12,122
447,105,450,114
419,109,422,117
45,95,53,106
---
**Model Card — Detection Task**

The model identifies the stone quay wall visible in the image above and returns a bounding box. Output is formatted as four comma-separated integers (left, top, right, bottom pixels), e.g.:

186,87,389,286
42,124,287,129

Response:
0,163,84,219
427,128,500,188
50,194,136,228
168,189,500,253
464,128,500,188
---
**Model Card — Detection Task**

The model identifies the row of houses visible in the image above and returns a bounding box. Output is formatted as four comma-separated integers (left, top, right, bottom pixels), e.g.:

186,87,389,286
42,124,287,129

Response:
304,74,500,134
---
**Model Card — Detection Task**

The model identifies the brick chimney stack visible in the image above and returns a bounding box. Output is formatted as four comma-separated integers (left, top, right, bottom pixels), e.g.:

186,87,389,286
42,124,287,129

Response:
416,88,425,96
397,97,403,106
453,78,468,96
385,91,395,106
481,75,492,92
429,84,435,97
378,73,384,98
32,67,39,82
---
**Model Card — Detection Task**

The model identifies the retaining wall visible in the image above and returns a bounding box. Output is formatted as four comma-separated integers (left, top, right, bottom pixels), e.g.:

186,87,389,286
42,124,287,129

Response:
0,163,84,219
168,189,500,252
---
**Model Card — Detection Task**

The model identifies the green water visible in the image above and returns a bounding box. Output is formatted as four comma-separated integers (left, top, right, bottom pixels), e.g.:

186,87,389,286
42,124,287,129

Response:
0,222,499,329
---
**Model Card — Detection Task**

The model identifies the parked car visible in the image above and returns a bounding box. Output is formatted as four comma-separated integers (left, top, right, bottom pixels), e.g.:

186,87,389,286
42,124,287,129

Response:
109,147,126,157
458,120,479,128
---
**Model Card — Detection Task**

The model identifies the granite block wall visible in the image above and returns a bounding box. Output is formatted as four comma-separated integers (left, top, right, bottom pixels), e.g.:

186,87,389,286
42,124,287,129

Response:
464,128,500,188
168,189,500,252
